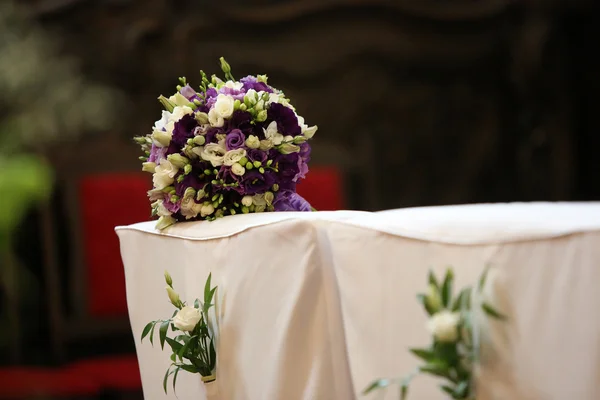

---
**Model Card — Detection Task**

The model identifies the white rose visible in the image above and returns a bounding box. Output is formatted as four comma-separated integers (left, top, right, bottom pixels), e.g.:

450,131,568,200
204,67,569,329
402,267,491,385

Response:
171,106,194,122
213,94,235,118
241,195,253,207
245,135,260,149
200,203,215,217
200,142,227,167
223,148,247,166
152,159,178,189
427,310,460,343
208,108,224,127
173,306,202,332
263,121,283,145
231,163,245,176
180,197,203,219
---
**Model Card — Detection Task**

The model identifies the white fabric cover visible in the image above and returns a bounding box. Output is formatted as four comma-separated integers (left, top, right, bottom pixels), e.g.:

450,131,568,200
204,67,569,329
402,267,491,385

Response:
116,202,600,400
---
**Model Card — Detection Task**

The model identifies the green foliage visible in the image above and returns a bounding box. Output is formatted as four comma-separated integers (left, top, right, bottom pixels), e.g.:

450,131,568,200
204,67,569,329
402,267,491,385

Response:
364,267,505,400
142,273,218,393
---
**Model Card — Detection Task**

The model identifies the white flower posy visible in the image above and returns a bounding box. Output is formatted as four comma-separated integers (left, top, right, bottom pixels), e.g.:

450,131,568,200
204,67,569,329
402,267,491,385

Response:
427,310,460,342
173,306,202,332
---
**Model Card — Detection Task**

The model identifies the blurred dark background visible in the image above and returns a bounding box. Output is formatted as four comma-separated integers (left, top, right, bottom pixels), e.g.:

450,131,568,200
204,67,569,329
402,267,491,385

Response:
1,0,599,398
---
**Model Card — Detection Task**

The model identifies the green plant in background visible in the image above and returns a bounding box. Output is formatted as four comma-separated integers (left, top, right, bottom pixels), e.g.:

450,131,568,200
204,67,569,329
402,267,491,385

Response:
0,0,120,357
364,267,505,400
142,272,219,393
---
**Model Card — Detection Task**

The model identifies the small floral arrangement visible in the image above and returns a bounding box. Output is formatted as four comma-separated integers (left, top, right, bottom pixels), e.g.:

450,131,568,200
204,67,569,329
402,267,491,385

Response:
141,271,218,393
365,268,505,400
135,57,318,229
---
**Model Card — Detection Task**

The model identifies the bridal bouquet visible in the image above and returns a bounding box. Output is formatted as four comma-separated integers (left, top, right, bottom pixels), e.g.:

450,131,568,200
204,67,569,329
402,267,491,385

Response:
142,272,218,393
135,58,317,229
365,268,505,400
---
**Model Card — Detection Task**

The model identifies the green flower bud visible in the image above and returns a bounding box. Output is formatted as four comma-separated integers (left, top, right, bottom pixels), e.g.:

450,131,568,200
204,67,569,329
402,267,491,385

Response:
156,215,176,230
184,164,192,175
241,206,249,214
176,85,182,91
278,143,300,155
142,162,156,173
264,191,274,206
256,110,268,122
272,183,279,192
183,187,196,200
158,95,176,112
167,154,190,168
266,160,273,167
257,74,268,83
196,189,206,201
162,186,175,193
239,156,248,166
193,136,206,146
170,195,180,203
245,162,253,170
219,57,232,75
164,271,173,287
195,112,209,125
176,175,185,183
204,169,212,175
293,136,308,144
166,286,180,306
240,103,247,111
425,283,443,313
230,209,236,215
234,99,241,110
134,136,147,145
253,160,261,168
259,167,265,174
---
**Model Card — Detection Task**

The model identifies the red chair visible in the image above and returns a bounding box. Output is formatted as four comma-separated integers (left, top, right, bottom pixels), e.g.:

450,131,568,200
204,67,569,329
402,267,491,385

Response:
297,166,345,211
0,367,100,399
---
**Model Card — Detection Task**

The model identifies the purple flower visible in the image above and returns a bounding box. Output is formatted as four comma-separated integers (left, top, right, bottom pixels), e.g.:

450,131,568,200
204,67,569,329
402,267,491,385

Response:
217,166,243,194
205,127,223,144
273,190,311,212
299,142,311,162
240,75,273,93
227,110,256,136
174,171,205,197
275,152,301,183
219,86,245,101
267,103,301,136
180,84,199,101
241,170,275,195
148,144,166,164
162,195,181,213
204,88,218,109
247,148,267,164
170,115,197,149
225,129,245,150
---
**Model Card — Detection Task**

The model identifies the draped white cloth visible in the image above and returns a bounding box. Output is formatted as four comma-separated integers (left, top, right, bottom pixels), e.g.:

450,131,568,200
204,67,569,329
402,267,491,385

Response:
116,203,600,400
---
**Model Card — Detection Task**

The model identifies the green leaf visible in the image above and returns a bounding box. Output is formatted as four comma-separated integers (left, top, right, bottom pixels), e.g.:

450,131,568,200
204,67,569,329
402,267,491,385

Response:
428,269,439,290
453,381,469,398
209,339,217,370
420,362,452,380
159,320,170,350
170,353,176,362
149,321,156,346
363,378,392,394
165,337,183,354
482,302,506,320
204,273,213,303
141,322,154,342
441,269,454,308
440,385,455,396
203,288,217,315
409,348,437,362
172,366,181,394
162,365,175,394
478,265,491,292
452,288,470,312
178,364,199,373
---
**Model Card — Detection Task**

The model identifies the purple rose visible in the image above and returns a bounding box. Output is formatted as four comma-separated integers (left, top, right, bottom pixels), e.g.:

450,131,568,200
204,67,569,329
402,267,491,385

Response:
273,190,311,212
267,103,301,136
170,115,197,149
225,129,245,150
241,170,275,195
240,75,273,93
247,148,267,164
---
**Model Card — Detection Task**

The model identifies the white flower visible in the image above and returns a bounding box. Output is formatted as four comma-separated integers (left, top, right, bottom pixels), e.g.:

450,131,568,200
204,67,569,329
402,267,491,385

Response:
231,163,245,176
263,121,284,145
169,93,191,107
268,92,281,104
245,135,260,149
200,203,215,217
156,215,176,230
153,110,171,131
264,191,274,206
200,142,227,167
142,162,156,173
278,143,300,155
153,200,171,217
223,148,247,166
147,188,164,201
151,129,171,148
296,114,317,139
192,146,204,158
427,310,460,343
173,306,202,332
244,89,258,105
259,139,273,151
152,159,178,189
213,94,235,118
208,108,224,127
171,106,194,122
224,80,244,90
241,195,253,207
180,197,203,219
